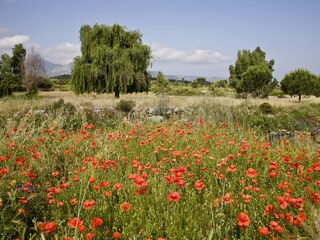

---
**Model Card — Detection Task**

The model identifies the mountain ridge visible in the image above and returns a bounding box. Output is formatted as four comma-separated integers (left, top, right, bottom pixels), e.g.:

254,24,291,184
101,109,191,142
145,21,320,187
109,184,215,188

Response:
43,59,225,82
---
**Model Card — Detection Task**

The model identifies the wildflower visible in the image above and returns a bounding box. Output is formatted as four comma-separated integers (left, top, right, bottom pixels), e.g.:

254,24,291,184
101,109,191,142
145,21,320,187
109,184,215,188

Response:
270,221,284,233
70,198,77,205
277,196,287,209
91,217,103,230
242,194,251,203
194,180,205,190
104,191,111,197
167,192,181,202
112,231,121,239
226,165,237,172
297,212,306,223
259,227,271,236
237,212,250,229
264,204,275,216
86,233,96,240
51,171,59,177
68,217,83,228
44,222,56,234
89,177,96,184
120,202,131,211
100,180,110,187
312,162,320,171
269,171,278,178
222,193,234,204
114,183,123,190
246,168,257,178
83,199,95,210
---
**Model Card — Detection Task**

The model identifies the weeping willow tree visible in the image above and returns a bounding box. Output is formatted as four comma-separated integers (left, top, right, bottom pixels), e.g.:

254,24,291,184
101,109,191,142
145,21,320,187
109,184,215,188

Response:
71,24,152,98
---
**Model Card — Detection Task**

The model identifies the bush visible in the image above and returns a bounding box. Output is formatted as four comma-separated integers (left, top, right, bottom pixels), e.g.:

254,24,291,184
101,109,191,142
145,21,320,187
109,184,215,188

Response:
116,100,136,113
37,78,54,91
259,102,273,114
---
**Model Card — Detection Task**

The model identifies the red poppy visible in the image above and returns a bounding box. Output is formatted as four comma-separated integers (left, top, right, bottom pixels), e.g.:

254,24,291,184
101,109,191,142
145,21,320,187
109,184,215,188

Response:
237,212,250,229
68,217,83,228
120,202,131,211
83,199,95,210
114,183,123,190
104,191,111,197
44,222,56,234
297,212,306,223
269,221,283,233
264,204,274,216
258,227,271,236
277,196,287,209
91,217,103,230
112,231,121,239
89,177,96,184
312,162,320,171
194,180,205,190
246,168,257,178
86,233,96,240
37,222,46,232
167,192,181,202
70,198,77,205
222,193,234,204
100,180,110,187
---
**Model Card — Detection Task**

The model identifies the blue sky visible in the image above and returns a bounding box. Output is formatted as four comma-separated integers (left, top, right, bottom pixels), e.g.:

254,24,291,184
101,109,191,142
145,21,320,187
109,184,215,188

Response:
0,0,319,79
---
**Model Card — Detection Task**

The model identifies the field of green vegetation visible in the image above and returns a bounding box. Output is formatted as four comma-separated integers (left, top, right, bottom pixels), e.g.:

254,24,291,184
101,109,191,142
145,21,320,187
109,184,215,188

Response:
0,88,320,240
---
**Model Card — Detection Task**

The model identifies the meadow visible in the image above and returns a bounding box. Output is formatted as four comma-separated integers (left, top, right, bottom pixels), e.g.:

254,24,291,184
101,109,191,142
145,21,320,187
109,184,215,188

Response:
0,90,320,239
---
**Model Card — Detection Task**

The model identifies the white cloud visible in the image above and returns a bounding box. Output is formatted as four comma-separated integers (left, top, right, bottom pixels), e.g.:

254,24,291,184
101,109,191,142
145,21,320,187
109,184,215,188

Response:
0,35,30,49
41,42,80,64
151,43,230,64
0,35,79,65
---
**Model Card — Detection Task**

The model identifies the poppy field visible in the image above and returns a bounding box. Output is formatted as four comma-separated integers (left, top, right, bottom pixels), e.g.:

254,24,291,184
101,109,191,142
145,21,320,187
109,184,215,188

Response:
1,116,320,239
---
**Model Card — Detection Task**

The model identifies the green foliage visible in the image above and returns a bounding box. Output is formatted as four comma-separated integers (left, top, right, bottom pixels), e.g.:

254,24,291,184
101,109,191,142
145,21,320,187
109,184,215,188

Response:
153,71,170,95
71,24,151,98
281,69,318,101
11,43,26,88
195,77,208,85
229,47,276,97
269,86,285,98
191,81,198,88
37,78,54,91
0,54,17,97
214,79,228,88
116,99,136,113
259,102,274,114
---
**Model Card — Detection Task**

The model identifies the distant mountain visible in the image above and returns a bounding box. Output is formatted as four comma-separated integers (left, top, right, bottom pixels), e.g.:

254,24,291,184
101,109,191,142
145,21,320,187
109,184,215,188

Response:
43,59,224,81
148,71,223,82
43,59,73,77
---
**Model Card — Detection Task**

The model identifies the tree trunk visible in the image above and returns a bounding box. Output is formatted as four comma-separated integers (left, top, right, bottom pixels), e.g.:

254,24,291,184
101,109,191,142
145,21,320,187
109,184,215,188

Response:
115,86,120,98
298,94,301,102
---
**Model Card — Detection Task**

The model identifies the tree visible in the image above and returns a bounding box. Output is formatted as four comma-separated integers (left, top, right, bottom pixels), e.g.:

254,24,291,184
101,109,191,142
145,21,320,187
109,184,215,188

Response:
22,47,46,96
280,68,317,101
195,77,208,85
0,54,17,97
11,43,26,88
71,24,152,98
229,47,275,97
153,71,170,95
313,76,320,97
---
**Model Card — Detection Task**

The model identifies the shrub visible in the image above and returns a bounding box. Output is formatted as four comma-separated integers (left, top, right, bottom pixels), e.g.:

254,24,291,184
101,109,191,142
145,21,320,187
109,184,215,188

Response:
259,102,273,114
116,100,136,113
